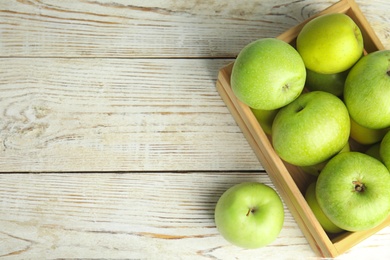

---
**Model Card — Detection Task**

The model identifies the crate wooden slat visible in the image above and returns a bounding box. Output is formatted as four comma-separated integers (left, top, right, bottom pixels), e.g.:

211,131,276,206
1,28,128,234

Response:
216,0,389,257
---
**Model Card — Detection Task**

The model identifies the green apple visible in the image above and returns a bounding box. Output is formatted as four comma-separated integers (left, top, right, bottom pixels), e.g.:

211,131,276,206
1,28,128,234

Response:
344,50,390,129
305,68,349,97
231,38,306,110
251,108,279,135
296,13,363,74
272,91,350,166
366,143,382,162
214,182,284,249
300,141,350,176
350,117,388,145
379,131,390,170
305,182,343,234
316,152,390,231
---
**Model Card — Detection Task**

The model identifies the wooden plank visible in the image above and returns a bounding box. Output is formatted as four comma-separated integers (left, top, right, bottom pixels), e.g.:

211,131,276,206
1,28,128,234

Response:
0,58,262,172
3,0,388,58
0,172,388,259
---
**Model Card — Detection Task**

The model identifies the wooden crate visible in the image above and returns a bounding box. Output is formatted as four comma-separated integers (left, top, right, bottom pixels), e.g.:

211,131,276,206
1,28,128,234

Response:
216,0,389,257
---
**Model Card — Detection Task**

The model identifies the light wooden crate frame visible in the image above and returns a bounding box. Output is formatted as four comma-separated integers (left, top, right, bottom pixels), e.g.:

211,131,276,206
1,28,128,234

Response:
216,0,388,257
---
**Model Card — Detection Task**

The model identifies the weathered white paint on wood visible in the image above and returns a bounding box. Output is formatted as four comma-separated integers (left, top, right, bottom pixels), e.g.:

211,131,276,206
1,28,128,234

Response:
1,0,388,58
0,172,389,259
0,0,389,259
0,58,261,172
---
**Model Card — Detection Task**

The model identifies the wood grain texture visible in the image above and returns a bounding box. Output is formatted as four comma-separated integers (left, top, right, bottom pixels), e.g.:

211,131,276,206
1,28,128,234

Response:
1,0,390,259
0,58,262,172
1,0,387,58
0,172,388,259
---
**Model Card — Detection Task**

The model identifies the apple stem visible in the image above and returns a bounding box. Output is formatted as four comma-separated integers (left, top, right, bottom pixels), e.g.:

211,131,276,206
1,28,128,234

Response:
387,70,390,76
353,181,365,193
246,207,256,216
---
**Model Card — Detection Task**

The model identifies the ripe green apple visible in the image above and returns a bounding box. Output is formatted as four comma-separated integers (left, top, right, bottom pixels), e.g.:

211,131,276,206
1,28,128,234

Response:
305,68,349,97
344,50,390,129
296,13,363,74
316,152,390,231
300,141,350,176
214,182,284,249
251,108,279,135
350,117,388,145
231,38,306,110
305,182,343,234
272,91,350,166
379,131,390,170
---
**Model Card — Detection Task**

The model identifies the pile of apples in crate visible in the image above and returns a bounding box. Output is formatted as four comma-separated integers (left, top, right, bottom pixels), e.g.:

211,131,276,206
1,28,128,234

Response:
214,13,390,249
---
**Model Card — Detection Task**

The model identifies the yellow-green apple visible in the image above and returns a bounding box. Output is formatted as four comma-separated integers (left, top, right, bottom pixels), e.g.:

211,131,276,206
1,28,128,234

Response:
379,131,390,170
214,182,284,249
296,13,363,74
316,152,390,231
305,68,349,96
300,141,350,176
344,50,390,129
305,182,343,234
366,143,382,162
251,108,279,135
350,117,388,145
231,38,306,110
272,91,350,166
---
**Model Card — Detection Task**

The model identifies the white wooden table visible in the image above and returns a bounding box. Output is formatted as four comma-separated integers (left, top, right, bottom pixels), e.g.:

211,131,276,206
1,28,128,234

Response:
0,0,389,259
